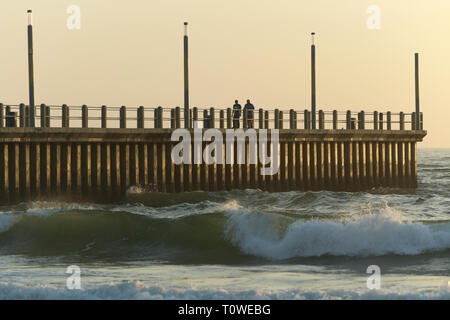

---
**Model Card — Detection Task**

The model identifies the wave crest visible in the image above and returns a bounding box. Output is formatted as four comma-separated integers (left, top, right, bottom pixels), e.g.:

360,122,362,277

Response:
225,206,450,259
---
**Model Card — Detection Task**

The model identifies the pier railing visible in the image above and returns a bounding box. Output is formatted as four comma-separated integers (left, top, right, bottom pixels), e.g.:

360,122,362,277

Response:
0,103,424,131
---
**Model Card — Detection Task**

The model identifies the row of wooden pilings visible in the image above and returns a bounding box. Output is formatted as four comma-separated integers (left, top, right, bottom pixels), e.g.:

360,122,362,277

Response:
0,103,423,130
0,129,425,203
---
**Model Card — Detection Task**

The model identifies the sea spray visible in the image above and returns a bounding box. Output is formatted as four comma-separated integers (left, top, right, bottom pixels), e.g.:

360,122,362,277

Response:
224,205,450,259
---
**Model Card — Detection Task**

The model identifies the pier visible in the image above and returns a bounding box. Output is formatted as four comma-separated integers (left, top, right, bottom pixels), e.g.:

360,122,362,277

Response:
0,105,426,203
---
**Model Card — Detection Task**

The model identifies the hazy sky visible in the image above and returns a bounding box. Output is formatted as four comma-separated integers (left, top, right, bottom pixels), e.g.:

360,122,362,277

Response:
0,0,448,147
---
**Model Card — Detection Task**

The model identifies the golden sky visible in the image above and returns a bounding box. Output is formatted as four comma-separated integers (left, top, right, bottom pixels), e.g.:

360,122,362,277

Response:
0,0,448,147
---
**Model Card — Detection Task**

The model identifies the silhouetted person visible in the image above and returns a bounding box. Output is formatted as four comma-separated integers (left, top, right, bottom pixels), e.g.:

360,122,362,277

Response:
233,100,241,128
244,99,255,128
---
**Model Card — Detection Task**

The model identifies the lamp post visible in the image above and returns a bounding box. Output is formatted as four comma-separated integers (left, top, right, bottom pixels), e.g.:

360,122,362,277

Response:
415,53,420,130
27,10,35,127
311,32,316,130
183,22,190,128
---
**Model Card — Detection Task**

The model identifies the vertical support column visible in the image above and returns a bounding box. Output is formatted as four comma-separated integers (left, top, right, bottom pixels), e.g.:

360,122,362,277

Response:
87,144,92,194
359,142,366,189
150,143,158,191
332,110,338,130
220,110,225,129
56,143,61,193
358,111,365,130
385,142,391,186
209,107,215,128
318,110,324,129
3,144,9,200
405,141,411,187
31,143,38,197
373,111,378,130
14,143,20,198
143,144,149,187
220,140,226,191
120,106,126,128
278,141,285,191
115,144,121,195
372,142,379,186
76,143,81,194
337,142,345,190
398,141,405,187
352,141,359,188
346,111,351,129
0,103,3,128
264,111,269,129
176,106,181,128
289,109,294,129
25,144,31,198
40,104,47,128
399,112,405,130
101,105,107,128
66,144,71,194
62,104,69,128
411,142,417,188
101,144,108,195
158,107,163,128
274,109,279,129
391,142,398,187
160,143,167,192
387,112,391,130
226,108,232,129
154,108,159,128
96,144,101,194
330,142,337,189
318,141,325,187
259,109,264,129
82,105,88,128
166,142,174,193
279,111,283,129
321,142,329,188
287,141,294,190
137,106,144,129
344,141,353,190
310,142,317,189
379,142,386,186
366,142,373,188
20,104,25,127
46,106,50,127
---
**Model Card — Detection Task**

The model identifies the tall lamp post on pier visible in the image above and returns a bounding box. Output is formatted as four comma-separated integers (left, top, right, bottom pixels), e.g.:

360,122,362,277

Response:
311,32,316,129
415,53,420,130
183,22,190,128
27,10,35,127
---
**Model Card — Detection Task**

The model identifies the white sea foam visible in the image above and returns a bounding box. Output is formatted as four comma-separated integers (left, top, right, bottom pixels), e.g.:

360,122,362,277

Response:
0,281,449,300
225,206,450,259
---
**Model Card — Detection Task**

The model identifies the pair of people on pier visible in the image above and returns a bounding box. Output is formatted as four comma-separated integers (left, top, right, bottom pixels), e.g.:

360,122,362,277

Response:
233,99,255,128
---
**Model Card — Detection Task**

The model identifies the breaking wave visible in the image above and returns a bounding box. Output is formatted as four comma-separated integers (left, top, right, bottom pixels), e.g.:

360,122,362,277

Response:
0,199,449,261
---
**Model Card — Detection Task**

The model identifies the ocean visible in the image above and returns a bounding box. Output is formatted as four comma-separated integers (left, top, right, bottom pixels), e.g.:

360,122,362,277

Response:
0,149,449,300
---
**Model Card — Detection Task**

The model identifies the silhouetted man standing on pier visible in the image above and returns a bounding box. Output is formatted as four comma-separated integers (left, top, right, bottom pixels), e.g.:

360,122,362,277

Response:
244,99,255,128
233,100,242,128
